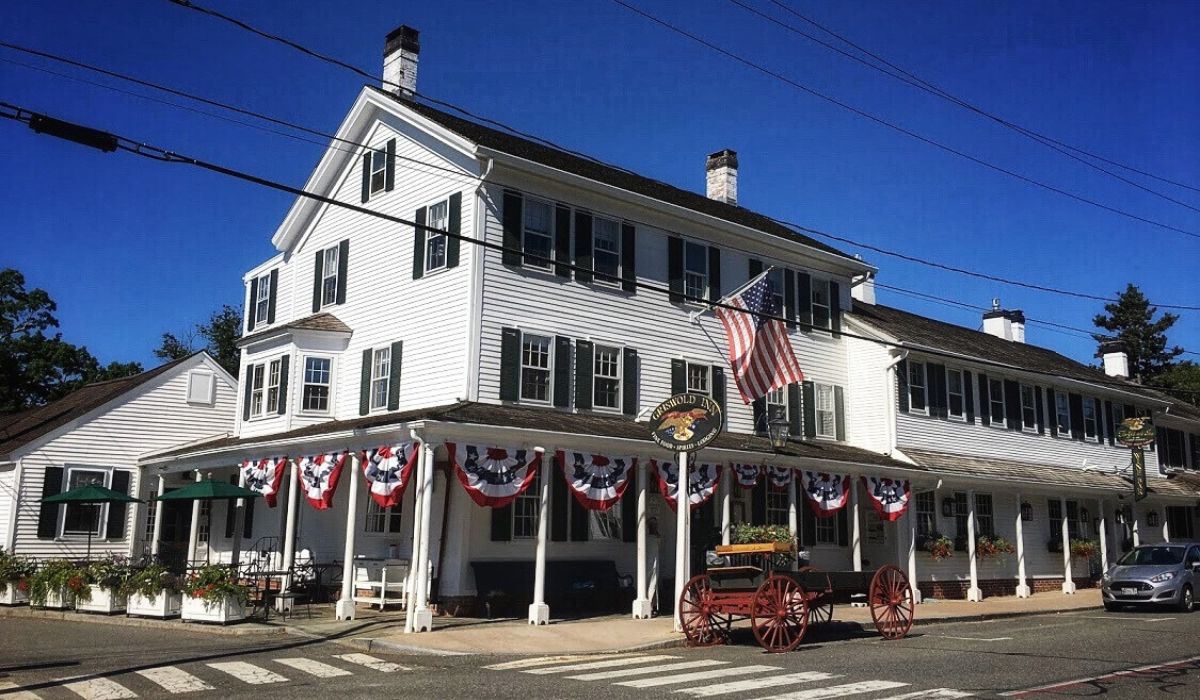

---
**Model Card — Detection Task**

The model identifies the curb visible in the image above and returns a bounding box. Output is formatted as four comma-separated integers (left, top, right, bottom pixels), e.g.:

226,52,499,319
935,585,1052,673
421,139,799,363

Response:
0,605,286,636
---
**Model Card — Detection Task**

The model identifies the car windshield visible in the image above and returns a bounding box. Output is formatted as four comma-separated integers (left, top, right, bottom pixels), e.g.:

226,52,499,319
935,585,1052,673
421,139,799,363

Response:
1117,546,1184,566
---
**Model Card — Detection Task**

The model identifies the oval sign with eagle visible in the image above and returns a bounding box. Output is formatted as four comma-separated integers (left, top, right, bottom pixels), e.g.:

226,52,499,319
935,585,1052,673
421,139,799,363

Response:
649,393,723,453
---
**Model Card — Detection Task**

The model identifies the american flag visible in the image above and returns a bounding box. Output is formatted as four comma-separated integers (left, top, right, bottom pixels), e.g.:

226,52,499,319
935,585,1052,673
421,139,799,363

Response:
714,270,805,404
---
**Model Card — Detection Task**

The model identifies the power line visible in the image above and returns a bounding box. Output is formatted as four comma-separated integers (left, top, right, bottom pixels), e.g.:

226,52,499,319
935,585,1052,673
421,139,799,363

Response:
610,0,1200,241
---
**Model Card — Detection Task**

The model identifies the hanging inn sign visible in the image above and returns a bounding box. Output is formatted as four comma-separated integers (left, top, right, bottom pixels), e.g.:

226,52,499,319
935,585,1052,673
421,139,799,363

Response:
1116,417,1154,501
649,393,723,453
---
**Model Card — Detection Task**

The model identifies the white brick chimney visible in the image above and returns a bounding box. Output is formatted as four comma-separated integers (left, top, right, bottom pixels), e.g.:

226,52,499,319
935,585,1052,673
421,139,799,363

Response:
383,25,420,97
1098,340,1130,378
982,299,1026,343
706,149,738,205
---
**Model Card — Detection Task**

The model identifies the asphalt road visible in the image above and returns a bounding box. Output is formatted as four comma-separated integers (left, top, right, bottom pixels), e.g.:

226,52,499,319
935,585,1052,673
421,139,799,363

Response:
0,608,1197,699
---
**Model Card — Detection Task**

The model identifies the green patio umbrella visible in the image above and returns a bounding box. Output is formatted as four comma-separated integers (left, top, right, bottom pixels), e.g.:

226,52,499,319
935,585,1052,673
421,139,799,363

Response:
154,476,262,565
42,484,142,562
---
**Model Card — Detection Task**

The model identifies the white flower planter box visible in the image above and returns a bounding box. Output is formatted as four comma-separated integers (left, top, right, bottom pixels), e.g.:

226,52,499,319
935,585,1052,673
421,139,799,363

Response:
76,585,127,614
37,588,74,610
127,590,182,618
1,585,30,606
181,594,246,624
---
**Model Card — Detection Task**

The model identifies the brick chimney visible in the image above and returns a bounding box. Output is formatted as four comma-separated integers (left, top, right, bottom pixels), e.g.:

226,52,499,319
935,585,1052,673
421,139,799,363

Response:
1098,340,1130,378
383,25,420,97
706,149,738,205
982,299,1026,343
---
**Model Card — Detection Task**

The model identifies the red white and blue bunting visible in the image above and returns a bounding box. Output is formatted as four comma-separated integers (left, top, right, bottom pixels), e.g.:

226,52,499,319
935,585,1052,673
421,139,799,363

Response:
362,442,419,509
297,452,347,511
449,443,540,509
801,470,851,518
653,459,722,512
860,476,911,522
766,466,794,490
731,463,762,489
557,451,637,512
241,457,288,508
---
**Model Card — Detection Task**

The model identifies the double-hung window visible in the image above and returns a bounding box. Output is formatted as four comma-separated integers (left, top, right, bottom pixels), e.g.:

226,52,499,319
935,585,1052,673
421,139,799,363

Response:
1020,384,1037,431
954,492,969,547
975,494,995,537
946,369,965,420
523,198,553,270
62,468,108,536
253,273,271,325
321,245,340,307
593,217,620,283
1055,392,1071,436
766,386,787,423
765,487,789,526
302,357,331,412
369,147,387,195
811,278,832,329
1083,398,1098,440
370,346,391,411
593,344,621,410
265,358,282,414
1111,403,1125,437
683,241,708,301
686,362,711,396
907,361,927,413
513,470,541,539
249,364,265,418
988,378,1005,425
520,334,552,402
915,491,936,538
815,383,836,438
815,514,837,544
425,199,449,272
364,500,402,534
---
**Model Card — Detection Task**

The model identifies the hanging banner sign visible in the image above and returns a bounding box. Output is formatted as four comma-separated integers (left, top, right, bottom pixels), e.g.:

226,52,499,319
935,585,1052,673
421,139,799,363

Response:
297,451,348,510
362,442,420,509
653,459,721,511
448,442,540,509
648,394,723,453
1116,417,1155,448
731,463,762,489
557,451,637,511
801,470,851,517
241,457,288,508
766,466,794,490
860,476,911,522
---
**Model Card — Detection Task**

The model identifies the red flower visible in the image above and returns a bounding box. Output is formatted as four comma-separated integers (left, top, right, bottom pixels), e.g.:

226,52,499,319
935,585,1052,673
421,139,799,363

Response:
16,579,29,592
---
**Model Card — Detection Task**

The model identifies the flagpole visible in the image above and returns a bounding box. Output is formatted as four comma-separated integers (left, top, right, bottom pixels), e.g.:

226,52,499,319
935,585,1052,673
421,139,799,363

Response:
687,267,775,324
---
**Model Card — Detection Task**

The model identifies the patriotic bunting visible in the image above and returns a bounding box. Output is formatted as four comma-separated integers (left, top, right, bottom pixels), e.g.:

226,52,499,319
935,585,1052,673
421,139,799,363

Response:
766,465,794,490
449,443,540,509
557,451,637,511
653,459,721,512
731,463,762,489
362,442,419,509
801,470,851,518
241,457,288,508
297,452,347,510
860,476,911,522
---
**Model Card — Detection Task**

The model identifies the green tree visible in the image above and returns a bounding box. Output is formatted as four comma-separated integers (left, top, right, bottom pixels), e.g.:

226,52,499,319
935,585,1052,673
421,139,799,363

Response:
1092,283,1183,382
1154,362,1200,407
155,304,242,377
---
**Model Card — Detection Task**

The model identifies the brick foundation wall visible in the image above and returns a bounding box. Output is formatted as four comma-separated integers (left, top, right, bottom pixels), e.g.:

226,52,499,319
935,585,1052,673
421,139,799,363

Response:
919,577,1097,600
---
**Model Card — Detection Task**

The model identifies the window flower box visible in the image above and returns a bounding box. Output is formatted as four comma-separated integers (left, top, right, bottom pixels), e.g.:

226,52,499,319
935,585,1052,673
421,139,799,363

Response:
0,551,36,605
39,587,75,610
181,594,246,623
77,557,133,614
28,559,86,609
77,584,126,614
181,564,249,624
0,582,30,606
128,590,183,618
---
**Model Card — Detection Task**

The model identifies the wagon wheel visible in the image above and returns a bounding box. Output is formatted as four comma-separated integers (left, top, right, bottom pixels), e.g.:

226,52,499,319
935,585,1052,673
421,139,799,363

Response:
750,574,808,653
678,574,731,647
868,564,915,640
796,566,833,624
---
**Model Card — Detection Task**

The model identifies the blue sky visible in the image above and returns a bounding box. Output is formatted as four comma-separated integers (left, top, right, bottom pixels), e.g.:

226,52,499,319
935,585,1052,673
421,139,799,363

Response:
2,0,1197,369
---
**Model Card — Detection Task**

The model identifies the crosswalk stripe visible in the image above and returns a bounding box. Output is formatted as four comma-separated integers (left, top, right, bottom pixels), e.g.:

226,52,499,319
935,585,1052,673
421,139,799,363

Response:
756,680,910,700
677,672,843,697
63,678,137,700
522,654,680,675
875,690,974,700
0,680,43,699
136,667,214,694
486,654,641,671
207,661,289,685
618,664,783,688
568,660,727,681
334,653,409,673
274,658,353,678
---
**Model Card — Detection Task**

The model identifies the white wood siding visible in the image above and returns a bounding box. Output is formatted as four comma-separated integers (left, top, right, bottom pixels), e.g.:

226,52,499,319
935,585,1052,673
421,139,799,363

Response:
845,337,891,453
0,466,14,550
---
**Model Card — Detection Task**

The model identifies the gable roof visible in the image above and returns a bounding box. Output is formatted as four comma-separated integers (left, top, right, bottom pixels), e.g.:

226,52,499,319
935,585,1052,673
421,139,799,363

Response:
0,355,195,459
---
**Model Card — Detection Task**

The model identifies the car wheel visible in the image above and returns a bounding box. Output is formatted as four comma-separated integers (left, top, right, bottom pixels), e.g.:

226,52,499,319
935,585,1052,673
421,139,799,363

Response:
1178,585,1194,613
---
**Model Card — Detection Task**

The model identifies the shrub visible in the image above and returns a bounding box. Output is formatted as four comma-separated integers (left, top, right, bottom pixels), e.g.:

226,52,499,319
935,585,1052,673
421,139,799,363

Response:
85,557,133,593
28,559,89,605
0,549,37,595
731,523,794,545
182,565,249,605
123,563,181,599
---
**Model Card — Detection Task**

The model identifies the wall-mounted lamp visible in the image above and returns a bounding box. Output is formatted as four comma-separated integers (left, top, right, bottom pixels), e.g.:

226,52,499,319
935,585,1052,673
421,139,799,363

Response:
1147,510,1160,527
1080,507,1089,522
1020,501,1033,522
942,497,955,518
767,417,790,452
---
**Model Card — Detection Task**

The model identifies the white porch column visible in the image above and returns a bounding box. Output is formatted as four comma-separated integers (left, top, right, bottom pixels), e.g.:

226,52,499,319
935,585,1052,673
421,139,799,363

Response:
632,462,653,619
966,491,982,602
906,502,921,604
150,474,165,558
787,476,798,545
230,468,246,570
1098,500,1109,573
720,474,732,546
529,448,551,625
673,452,690,633
1061,498,1076,594
1132,508,1141,547
277,458,301,608
1162,509,1170,542
411,440,436,632
186,471,202,565
1014,494,1030,598
404,445,427,633
851,479,863,572
336,453,361,621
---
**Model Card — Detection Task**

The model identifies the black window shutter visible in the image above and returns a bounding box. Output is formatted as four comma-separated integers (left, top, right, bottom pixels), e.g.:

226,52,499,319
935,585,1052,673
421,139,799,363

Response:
751,481,766,524
837,507,849,546
501,190,523,267
551,465,568,542
621,481,637,543
266,269,278,324
707,246,721,303
242,366,254,421
671,358,686,394
1046,389,1058,437
37,466,64,539
802,380,816,440
490,504,513,541
276,355,290,415
1004,379,1021,430
784,270,797,329
570,494,589,542
1035,386,1046,434
335,240,349,305
360,152,371,203
412,206,427,279
384,139,396,192
1069,393,1085,440
554,336,572,408
797,272,813,332
668,237,684,303
977,373,990,426
896,359,909,413
621,223,636,293
787,383,802,439
622,348,638,416
574,340,594,410
446,192,462,269
574,211,593,283
555,206,573,278
829,280,842,337
387,341,402,410
749,258,762,277
499,328,521,401
834,385,846,441
712,365,726,425
1104,400,1115,446
752,397,766,436
359,348,372,415
311,250,323,313
243,497,255,539
247,277,259,332
963,370,975,424
106,470,131,538
801,505,815,546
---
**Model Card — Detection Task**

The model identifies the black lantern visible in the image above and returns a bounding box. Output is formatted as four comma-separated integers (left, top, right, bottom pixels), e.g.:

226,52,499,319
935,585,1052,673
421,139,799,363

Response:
942,497,955,518
1020,501,1033,522
767,417,790,451
1147,510,1160,527
1080,507,1089,522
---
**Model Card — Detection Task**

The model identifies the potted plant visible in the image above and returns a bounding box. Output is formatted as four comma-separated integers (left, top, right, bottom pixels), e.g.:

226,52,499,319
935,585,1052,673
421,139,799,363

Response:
77,557,132,614
1070,539,1099,560
181,564,249,623
730,524,794,546
0,550,36,606
28,559,87,610
125,563,183,618
976,535,1015,560
924,534,953,561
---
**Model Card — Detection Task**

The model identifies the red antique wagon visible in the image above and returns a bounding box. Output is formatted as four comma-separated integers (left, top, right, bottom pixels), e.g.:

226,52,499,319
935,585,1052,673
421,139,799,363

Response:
678,542,915,652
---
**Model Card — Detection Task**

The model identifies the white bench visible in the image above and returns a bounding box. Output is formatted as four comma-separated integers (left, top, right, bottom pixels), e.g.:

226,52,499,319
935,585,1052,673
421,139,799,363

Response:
351,558,410,610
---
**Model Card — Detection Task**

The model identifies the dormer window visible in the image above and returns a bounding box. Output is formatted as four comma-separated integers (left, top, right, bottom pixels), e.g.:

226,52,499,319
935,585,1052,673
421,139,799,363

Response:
254,273,272,325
